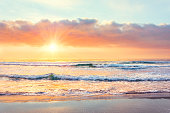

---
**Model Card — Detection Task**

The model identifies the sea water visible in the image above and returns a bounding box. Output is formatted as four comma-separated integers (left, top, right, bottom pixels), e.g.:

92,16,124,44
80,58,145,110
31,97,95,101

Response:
0,61,170,96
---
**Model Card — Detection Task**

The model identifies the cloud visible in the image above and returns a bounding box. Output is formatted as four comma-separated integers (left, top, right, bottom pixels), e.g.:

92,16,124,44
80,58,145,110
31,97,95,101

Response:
0,19,170,49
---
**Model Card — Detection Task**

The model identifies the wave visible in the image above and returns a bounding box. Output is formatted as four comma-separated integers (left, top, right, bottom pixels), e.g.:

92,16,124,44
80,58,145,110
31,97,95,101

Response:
0,92,46,96
0,61,170,70
124,90,170,94
93,64,168,69
0,73,170,82
0,90,170,96
0,62,95,67
118,61,170,64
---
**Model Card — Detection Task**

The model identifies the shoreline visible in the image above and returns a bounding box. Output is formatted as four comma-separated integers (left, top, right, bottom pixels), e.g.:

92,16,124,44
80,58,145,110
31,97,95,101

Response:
0,93,170,103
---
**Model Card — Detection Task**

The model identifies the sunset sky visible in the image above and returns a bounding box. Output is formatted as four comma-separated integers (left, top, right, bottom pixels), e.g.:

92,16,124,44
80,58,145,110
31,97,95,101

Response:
0,0,170,61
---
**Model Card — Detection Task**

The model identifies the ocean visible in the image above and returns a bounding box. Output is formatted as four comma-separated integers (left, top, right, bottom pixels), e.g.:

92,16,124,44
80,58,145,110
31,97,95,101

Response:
0,61,170,97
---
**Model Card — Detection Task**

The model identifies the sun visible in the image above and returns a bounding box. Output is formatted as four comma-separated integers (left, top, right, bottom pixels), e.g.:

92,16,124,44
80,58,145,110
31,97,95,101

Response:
41,42,61,53
48,43,58,52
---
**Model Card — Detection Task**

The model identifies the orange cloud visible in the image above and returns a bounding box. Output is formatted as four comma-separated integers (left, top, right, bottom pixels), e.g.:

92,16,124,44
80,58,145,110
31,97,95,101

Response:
0,19,170,49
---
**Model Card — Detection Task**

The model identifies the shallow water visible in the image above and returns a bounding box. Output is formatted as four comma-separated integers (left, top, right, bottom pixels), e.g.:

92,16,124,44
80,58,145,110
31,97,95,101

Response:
0,61,170,96
0,99,170,113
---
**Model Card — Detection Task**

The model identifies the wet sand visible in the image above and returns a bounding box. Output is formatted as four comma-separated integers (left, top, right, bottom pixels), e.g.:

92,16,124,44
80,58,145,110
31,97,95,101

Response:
0,93,170,102
0,98,170,113
0,93,170,113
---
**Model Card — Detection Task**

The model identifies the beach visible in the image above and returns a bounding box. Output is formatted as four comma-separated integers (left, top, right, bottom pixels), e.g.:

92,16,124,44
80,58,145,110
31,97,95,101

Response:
0,93,170,102
0,97,170,113
0,93,170,113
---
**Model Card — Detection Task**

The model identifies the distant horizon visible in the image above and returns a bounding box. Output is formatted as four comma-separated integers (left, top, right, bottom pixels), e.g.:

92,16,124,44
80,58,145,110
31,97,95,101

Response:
1,58,170,62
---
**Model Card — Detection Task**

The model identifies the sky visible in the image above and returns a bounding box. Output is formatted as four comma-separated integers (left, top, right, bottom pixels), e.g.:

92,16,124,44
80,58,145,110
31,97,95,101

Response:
1,0,170,24
0,0,170,61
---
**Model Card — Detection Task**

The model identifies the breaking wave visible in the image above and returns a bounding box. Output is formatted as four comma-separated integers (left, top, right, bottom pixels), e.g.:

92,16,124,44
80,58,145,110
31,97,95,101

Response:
0,90,170,96
0,61,170,70
0,73,170,82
